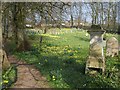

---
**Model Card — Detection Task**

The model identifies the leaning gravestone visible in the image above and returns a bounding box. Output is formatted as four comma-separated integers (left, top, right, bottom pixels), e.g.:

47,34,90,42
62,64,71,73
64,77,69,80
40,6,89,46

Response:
85,25,105,74
106,37,119,57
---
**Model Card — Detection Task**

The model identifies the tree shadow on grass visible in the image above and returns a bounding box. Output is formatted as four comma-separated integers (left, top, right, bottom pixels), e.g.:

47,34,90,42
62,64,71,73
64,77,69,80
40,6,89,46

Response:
35,53,114,88
117,55,120,70
60,58,114,88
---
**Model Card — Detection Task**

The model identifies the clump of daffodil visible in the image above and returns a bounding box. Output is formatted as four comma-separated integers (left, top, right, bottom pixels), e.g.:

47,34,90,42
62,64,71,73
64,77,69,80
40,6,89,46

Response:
3,80,9,84
67,50,70,53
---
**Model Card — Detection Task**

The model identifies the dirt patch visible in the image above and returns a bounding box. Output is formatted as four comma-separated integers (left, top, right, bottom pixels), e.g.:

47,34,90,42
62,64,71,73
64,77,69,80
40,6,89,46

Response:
8,55,50,88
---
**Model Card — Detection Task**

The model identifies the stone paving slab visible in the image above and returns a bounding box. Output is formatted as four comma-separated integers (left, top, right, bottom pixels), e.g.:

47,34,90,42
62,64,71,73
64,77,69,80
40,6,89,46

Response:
8,55,50,88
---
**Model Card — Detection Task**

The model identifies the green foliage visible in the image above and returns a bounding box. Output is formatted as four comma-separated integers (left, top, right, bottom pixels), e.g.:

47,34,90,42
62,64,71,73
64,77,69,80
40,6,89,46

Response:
28,34,37,40
105,56,120,88
14,29,120,88
2,66,17,89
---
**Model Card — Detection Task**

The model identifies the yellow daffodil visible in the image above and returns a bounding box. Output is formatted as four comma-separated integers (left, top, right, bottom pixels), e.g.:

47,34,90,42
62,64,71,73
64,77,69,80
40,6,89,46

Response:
3,80,8,83
52,76,55,78
53,78,55,81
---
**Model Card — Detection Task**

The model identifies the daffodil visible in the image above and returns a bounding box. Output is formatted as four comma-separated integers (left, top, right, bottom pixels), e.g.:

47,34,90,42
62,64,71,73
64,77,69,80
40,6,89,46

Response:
3,80,9,83
52,75,55,80
53,78,56,81
68,50,71,53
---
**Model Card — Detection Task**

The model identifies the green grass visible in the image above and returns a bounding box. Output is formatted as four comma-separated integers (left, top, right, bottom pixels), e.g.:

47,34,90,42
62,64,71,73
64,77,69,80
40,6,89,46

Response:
2,65,17,89
14,29,120,88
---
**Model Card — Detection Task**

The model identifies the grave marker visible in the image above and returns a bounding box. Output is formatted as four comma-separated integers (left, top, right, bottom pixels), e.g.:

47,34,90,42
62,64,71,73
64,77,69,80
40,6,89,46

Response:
85,25,105,74
106,37,119,57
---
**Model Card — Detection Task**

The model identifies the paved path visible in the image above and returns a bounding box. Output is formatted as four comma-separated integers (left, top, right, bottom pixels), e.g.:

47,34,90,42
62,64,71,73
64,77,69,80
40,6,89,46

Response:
8,55,50,88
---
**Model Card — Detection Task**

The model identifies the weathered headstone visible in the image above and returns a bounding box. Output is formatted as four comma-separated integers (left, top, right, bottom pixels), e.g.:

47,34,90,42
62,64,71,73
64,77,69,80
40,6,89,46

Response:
106,37,119,57
85,25,105,74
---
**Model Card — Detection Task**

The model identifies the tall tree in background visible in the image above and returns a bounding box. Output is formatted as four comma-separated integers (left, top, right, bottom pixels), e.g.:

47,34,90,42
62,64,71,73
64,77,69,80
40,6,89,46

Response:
107,2,111,29
70,3,73,28
75,2,82,28
0,1,2,76
11,3,17,44
100,2,104,26
112,2,117,30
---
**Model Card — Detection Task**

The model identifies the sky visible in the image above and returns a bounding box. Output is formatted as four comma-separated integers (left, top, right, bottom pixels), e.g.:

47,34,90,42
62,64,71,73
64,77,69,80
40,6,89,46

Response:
33,2,93,24
34,2,119,24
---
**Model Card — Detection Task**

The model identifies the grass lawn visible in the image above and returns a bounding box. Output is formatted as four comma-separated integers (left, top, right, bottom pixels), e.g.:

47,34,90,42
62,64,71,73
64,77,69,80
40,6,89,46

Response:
14,28,120,88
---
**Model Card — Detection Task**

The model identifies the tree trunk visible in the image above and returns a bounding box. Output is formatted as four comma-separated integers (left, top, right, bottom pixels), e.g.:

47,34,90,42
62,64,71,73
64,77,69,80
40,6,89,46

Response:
107,3,111,29
39,13,44,44
96,3,99,24
78,2,82,29
40,24,48,44
12,3,18,45
112,4,117,31
4,17,9,39
0,2,2,76
78,16,80,29
17,3,31,51
91,3,95,25
70,5,73,28
71,14,73,28
100,3,104,26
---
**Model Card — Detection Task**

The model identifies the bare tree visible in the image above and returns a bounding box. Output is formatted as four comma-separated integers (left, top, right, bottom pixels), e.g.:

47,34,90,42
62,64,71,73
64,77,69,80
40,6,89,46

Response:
100,2,104,26
112,2,117,30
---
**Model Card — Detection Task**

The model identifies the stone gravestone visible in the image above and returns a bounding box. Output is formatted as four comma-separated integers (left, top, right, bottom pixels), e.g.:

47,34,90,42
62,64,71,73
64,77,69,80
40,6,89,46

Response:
106,37,119,57
85,25,105,74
